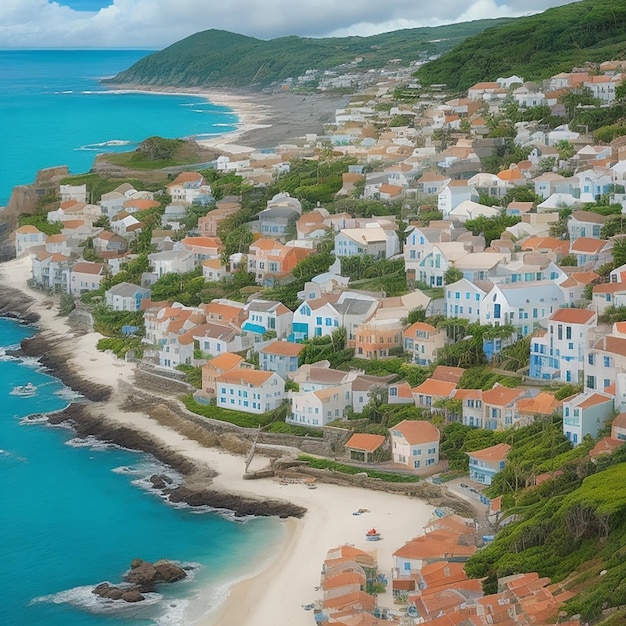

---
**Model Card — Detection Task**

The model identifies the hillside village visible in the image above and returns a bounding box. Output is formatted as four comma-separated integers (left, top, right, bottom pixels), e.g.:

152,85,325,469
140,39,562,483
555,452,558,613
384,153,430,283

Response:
12,56,626,625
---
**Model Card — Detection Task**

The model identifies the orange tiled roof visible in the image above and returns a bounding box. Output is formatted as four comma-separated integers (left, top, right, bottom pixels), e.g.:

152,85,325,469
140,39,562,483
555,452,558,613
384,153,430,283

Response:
412,378,457,397
467,442,511,462
578,393,612,409
345,433,386,453
482,385,522,406
203,352,244,371
517,392,561,416
393,420,440,445
218,368,276,386
431,365,465,383
570,238,608,254
259,340,305,357
550,308,596,324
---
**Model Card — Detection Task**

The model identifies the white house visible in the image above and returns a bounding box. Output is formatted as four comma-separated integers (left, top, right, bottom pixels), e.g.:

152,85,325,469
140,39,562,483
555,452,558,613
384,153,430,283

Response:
216,368,285,414
14,225,46,257
562,392,614,445
68,261,107,297
390,420,440,470
242,299,293,340
105,282,151,312
573,169,613,204
480,281,564,337
585,322,626,412
334,223,399,259
288,383,351,427
529,308,597,383
148,249,195,278
192,322,246,358
444,278,491,323
292,298,342,341
437,180,474,217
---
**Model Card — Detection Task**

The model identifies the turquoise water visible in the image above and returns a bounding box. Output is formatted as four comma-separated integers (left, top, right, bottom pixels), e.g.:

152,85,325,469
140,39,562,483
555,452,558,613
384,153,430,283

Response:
0,317,282,625
0,50,238,206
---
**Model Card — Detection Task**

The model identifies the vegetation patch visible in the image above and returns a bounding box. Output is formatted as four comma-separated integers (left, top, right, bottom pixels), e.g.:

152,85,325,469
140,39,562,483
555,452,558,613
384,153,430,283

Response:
298,454,420,483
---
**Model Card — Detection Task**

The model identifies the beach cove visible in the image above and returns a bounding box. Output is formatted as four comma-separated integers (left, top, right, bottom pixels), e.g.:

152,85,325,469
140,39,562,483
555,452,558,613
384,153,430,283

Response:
0,255,466,625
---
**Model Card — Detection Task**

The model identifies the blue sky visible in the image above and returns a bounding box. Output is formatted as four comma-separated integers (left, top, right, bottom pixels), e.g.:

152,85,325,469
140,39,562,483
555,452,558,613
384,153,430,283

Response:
0,0,580,49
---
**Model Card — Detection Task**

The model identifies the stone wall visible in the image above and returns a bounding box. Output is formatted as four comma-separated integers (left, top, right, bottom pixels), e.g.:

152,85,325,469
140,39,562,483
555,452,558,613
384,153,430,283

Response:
125,377,348,456
134,366,196,395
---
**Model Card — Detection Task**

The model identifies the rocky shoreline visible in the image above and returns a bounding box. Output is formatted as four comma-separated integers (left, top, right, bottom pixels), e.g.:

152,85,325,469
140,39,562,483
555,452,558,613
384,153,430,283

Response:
1,286,306,519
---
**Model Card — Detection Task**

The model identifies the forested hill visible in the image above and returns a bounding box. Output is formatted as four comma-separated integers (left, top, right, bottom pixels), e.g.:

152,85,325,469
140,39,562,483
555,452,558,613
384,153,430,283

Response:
103,20,512,90
417,0,626,91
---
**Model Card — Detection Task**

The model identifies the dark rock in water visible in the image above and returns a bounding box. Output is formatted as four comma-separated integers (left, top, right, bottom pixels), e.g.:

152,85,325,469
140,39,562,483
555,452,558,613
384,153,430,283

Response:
165,485,307,518
150,474,173,490
121,590,145,603
124,558,187,592
124,560,160,592
93,558,185,603
153,559,187,583
93,582,126,601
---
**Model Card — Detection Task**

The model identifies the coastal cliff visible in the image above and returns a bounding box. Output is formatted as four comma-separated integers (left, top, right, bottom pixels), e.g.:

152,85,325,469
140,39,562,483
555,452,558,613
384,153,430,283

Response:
0,165,69,262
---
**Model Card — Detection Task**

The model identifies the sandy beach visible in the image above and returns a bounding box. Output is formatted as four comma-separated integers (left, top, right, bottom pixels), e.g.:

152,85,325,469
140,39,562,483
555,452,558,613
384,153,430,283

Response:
0,255,437,626
105,84,349,151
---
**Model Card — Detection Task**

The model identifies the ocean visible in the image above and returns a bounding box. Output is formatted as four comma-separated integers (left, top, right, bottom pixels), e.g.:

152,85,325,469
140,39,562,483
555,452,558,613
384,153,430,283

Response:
0,49,239,206
0,316,283,625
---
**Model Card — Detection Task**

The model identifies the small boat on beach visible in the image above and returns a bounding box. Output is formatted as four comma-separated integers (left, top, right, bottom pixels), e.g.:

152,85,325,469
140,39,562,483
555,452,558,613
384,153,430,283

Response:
365,528,381,541
10,382,37,397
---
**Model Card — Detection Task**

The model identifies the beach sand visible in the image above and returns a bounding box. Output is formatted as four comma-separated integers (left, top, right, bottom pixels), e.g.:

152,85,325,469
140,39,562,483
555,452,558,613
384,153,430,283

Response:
0,256,436,625
105,85,349,151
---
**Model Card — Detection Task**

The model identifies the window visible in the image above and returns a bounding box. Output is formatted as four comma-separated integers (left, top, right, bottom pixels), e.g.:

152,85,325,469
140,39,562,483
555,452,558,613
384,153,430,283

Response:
586,375,596,389
566,326,572,340
604,356,611,368
316,317,322,325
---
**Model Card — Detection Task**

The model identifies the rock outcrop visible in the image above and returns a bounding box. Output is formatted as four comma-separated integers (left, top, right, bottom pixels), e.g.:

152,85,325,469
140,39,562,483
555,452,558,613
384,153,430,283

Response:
92,558,187,603
124,558,187,592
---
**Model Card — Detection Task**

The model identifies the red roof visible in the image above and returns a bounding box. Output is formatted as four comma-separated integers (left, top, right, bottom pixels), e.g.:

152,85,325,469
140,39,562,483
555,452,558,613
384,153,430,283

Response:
550,308,596,324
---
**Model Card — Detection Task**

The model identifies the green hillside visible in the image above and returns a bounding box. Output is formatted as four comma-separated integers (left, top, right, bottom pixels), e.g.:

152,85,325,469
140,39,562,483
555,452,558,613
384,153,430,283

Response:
417,0,626,91
103,20,512,90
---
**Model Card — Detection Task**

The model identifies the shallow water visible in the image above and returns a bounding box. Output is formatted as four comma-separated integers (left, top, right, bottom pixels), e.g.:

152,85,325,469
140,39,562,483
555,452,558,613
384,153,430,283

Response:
0,317,282,625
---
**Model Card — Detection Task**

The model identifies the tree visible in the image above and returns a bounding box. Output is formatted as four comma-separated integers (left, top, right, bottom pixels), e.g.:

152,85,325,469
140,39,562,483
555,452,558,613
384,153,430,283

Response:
613,238,626,268
444,266,463,285
555,139,575,161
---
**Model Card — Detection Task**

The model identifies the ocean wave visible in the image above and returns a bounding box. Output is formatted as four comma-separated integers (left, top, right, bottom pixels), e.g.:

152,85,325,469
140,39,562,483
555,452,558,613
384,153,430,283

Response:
212,123,234,127
19,356,44,370
165,499,256,522
76,139,133,151
31,584,163,616
53,387,84,401
19,413,49,425
0,448,27,463
65,435,118,451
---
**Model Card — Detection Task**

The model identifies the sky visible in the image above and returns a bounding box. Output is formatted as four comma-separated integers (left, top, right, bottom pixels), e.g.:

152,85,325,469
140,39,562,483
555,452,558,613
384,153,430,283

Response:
0,0,580,50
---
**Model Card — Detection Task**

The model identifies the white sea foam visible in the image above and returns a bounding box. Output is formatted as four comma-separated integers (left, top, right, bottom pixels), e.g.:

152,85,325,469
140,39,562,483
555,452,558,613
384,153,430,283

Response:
31,584,163,616
19,414,49,425
76,139,133,151
19,356,44,368
65,435,117,451
212,123,233,127
53,387,84,401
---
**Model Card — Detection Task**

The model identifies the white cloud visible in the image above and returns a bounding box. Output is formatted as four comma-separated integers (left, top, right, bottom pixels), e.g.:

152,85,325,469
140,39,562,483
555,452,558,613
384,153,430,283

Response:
0,0,580,49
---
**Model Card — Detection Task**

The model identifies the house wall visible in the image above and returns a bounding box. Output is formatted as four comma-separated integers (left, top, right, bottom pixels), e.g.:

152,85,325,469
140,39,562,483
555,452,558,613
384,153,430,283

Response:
216,376,284,414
